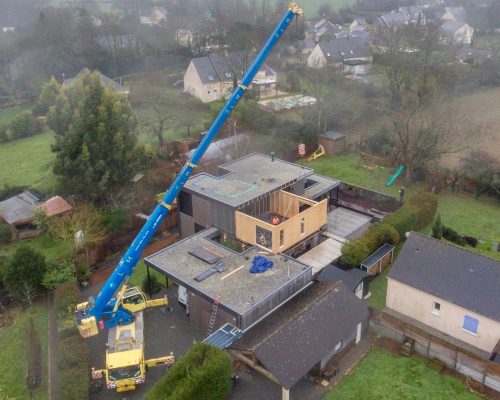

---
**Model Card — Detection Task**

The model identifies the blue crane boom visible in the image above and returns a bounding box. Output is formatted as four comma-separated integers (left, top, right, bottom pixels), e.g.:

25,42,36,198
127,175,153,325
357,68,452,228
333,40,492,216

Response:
76,3,303,335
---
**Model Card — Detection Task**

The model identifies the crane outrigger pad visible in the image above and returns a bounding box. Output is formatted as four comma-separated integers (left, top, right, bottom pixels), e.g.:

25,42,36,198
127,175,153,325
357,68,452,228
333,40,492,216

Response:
203,323,243,349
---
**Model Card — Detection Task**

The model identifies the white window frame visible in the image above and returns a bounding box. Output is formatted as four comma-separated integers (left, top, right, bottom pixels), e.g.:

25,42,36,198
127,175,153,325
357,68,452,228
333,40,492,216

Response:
431,301,440,316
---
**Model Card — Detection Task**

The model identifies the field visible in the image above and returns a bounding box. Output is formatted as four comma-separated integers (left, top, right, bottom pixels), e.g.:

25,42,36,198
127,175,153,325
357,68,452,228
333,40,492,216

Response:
0,304,49,400
324,347,480,400
450,87,500,165
0,131,55,190
298,0,357,16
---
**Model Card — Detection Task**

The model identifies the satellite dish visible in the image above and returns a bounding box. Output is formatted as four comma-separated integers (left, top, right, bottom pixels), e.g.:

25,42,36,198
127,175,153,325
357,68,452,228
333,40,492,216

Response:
75,230,85,247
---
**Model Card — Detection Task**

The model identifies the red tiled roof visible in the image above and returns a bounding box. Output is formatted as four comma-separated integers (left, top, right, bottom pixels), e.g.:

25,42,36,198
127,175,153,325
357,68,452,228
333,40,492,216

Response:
41,196,72,217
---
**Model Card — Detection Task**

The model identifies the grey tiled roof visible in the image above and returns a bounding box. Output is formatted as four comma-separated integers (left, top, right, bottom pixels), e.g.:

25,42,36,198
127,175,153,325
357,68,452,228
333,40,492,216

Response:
63,68,128,93
0,191,41,225
191,52,274,85
441,20,467,34
457,48,494,63
389,233,500,322
231,281,369,389
317,37,371,63
316,265,368,292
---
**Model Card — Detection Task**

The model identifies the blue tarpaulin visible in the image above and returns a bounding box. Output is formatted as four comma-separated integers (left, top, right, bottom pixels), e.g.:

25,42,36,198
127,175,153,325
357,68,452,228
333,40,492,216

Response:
249,256,273,273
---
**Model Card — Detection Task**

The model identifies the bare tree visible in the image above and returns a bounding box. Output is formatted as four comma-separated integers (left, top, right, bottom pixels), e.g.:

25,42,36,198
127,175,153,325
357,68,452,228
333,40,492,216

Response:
391,99,485,182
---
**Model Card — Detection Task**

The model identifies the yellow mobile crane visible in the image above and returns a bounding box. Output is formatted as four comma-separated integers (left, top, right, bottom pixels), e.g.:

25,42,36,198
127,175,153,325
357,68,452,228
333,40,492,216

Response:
83,286,174,393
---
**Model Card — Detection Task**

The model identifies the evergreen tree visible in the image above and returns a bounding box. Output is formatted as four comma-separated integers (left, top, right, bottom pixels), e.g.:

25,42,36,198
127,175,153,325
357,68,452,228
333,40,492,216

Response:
34,76,61,116
432,214,442,239
3,245,46,305
48,71,146,202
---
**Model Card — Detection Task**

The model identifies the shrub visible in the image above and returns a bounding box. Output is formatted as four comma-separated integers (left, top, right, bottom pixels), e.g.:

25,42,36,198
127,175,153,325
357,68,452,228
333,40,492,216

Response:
442,225,466,246
340,237,372,268
101,208,129,235
57,334,89,369
43,258,77,290
406,192,438,230
431,214,442,239
3,245,46,303
145,343,233,400
0,223,11,243
6,111,38,140
383,206,417,238
142,274,161,295
54,282,81,325
463,236,478,247
341,223,399,267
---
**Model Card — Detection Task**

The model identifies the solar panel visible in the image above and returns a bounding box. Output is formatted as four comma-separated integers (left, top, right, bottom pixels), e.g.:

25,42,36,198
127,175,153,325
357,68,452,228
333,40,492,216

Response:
203,323,244,349
189,247,221,264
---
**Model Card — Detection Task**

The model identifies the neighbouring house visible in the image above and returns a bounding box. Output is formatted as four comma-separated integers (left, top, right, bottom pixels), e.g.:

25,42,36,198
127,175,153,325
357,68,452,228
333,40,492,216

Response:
63,68,129,95
456,48,494,64
229,281,369,397
440,21,474,45
378,6,426,28
386,233,500,354
140,6,168,25
0,191,41,239
307,37,372,74
442,6,466,22
183,52,277,103
350,18,368,31
304,18,343,42
296,39,316,56
318,131,346,154
316,264,370,299
40,196,72,218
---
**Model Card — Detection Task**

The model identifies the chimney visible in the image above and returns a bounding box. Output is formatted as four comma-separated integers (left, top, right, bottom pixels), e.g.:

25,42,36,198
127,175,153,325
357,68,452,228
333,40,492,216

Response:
271,152,275,162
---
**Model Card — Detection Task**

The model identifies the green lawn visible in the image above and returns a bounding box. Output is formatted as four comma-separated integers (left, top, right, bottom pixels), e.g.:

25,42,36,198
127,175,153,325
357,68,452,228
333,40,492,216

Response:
0,131,55,190
128,259,169,289
0,234,73,261
0,105,30,127
0,304,49,400
324,347,480,400
310,154,421,198
364,266,391,309
295,0,357,16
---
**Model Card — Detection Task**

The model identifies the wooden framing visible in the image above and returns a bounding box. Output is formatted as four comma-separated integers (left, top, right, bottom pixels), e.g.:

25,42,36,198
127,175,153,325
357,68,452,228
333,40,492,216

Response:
235,190,327,253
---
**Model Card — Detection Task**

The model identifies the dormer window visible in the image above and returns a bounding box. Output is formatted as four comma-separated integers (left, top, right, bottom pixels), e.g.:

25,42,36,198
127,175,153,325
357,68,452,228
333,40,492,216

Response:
340,51,346,56
208,75,214,81
225,72,232,78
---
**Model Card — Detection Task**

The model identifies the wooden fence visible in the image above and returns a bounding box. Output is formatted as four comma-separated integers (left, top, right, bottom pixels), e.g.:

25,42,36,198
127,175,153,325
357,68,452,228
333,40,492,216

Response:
370,309,500,395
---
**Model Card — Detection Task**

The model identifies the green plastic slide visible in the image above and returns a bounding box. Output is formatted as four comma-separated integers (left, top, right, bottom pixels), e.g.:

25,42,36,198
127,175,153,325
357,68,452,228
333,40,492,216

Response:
386,165,405,186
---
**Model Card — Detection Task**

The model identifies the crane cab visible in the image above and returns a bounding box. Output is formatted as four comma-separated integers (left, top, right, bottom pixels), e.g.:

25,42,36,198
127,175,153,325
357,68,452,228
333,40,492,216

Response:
121,286,168,314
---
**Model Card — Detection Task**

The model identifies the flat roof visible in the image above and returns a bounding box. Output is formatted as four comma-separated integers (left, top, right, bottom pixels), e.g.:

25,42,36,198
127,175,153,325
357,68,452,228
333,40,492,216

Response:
184,153,314,207
145,227,312,316
303,173,340,199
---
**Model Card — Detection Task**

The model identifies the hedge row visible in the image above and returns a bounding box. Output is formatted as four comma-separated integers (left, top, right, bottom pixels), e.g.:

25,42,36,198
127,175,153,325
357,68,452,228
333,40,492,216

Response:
341,223,399,267
341,192,438,267
53,283,90,400
145,343,233,400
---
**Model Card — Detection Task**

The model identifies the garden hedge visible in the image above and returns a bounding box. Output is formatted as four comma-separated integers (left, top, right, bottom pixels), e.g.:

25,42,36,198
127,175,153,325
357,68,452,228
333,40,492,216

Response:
53,282,90,400
341,223,399,268
341,192,437,268
145,343,233,400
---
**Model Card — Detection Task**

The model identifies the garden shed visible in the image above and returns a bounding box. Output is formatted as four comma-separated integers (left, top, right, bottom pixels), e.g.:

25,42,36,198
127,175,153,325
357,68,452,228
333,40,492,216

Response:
318,131,346,154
